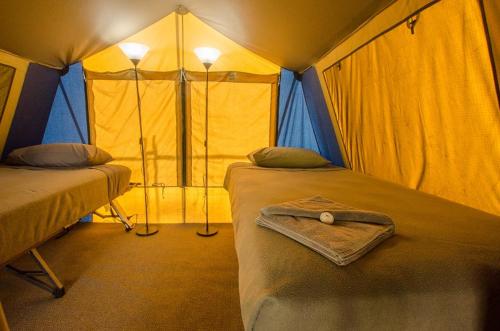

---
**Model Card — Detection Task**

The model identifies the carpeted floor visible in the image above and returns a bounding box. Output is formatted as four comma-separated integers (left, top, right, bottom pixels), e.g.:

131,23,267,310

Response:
0,223,244,331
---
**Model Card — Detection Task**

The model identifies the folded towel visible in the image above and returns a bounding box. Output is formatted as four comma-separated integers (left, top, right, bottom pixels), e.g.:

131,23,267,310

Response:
256,196,395,266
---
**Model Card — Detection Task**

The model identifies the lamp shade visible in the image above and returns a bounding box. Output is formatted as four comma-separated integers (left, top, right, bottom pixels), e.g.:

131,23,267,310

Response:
119,42,149,61
194,47,221,65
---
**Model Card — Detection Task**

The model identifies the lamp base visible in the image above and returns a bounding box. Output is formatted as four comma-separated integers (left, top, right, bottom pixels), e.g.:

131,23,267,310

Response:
135,225,159,237
197,226,218,237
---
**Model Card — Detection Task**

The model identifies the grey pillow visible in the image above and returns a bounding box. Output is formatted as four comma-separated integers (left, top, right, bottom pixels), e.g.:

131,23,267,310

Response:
5,143,113,167
247,147,330,168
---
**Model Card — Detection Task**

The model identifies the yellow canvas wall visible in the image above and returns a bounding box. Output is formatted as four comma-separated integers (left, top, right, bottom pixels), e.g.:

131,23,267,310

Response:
188,80,274,186
323,0,500,215
185,73,277,223
87,71,181,223
0,50,29,156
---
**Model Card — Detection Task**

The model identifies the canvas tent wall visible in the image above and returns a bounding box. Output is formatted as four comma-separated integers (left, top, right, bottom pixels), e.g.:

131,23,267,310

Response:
316,0,500,216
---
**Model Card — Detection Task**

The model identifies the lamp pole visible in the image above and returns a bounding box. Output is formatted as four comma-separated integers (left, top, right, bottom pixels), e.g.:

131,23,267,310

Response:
194,47,220,237
119,42,159,237
197,62,218,237
133,61,159,237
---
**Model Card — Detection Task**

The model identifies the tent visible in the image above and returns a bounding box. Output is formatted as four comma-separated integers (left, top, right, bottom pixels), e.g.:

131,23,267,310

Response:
0,0,498,226
1,0,500,329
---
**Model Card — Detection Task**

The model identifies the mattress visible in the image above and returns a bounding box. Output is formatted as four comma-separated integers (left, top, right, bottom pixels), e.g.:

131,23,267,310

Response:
225,163,500,331
0,164,131,265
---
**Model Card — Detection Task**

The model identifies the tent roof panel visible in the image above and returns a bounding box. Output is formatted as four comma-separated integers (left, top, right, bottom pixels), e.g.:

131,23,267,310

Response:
0,0,394,71
83,13,280,74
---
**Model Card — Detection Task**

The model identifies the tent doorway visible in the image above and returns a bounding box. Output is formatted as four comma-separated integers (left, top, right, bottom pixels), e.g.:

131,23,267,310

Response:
86,69,277,223
82,11,280,223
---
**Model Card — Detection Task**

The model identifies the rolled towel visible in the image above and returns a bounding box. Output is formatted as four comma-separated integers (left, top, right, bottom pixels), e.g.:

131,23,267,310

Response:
319,212,334,224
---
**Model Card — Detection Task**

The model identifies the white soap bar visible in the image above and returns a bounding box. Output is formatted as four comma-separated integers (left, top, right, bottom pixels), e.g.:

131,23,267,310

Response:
319,212,335,224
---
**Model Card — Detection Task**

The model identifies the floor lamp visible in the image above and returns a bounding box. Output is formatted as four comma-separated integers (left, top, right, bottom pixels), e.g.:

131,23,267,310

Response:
119,42,159,237
194,47,221,237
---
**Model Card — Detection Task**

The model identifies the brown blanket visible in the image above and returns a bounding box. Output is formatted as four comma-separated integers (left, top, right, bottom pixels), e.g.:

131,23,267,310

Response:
90,164,131,200
226,163,500,331
0,165,131,265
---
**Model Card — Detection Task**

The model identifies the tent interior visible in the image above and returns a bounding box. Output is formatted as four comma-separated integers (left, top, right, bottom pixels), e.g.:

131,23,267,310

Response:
0,0,499,330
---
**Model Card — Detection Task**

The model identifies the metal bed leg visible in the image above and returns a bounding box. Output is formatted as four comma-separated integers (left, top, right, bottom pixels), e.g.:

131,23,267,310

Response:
6,248,65,299
0,302,9,331
110,200,135,232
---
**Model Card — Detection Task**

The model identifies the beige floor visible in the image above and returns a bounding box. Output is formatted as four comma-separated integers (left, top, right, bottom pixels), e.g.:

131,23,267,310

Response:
0,223,243,331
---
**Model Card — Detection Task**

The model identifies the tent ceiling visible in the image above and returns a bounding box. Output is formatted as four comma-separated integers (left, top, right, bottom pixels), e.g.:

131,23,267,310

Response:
0,0,394,71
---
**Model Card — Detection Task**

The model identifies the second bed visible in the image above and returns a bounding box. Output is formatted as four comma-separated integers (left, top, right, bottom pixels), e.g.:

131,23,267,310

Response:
225,163,500,330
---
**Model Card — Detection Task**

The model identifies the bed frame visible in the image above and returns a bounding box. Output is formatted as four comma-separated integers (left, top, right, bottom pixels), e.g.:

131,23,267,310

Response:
0,164,135,331
6,248,66,298
3,200,133,299
0,202,133,330
1,201,134,331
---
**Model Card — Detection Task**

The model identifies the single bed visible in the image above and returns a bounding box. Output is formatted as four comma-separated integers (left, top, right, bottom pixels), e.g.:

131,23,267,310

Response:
225,163,500,330
0,163,133,330
0,164,132,267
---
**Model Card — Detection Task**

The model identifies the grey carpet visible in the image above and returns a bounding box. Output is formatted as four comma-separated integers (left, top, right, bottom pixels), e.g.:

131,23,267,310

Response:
0,223,244,331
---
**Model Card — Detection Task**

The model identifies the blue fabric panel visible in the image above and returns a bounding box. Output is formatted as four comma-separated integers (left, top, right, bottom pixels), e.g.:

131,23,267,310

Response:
43,62,88,144
277,69,320,153
2,63,60,159
43,63,92,222
80,215,92,222
302,67,344,166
